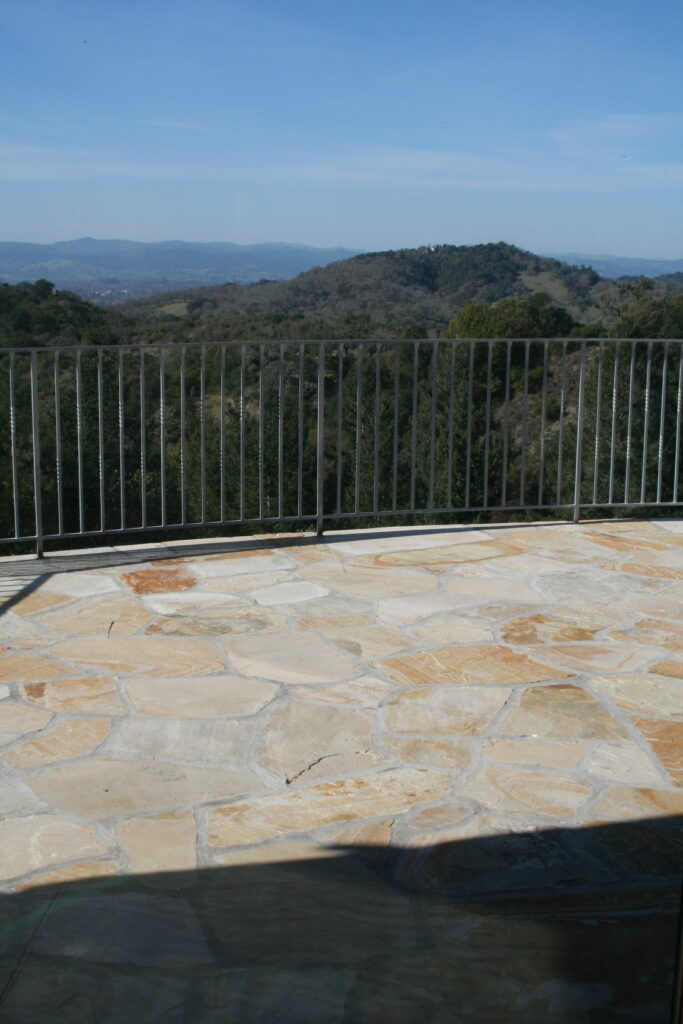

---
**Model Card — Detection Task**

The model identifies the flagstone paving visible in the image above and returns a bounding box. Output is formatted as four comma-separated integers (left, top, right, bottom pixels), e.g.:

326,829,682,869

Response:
0,517,682,1021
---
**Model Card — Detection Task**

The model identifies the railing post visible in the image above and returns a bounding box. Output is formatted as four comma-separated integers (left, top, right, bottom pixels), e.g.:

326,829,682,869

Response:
30,351,44,557
316,342,325,536
573,341,587,523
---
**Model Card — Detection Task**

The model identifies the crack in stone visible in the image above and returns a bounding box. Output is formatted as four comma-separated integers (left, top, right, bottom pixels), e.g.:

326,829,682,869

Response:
285,749,368,785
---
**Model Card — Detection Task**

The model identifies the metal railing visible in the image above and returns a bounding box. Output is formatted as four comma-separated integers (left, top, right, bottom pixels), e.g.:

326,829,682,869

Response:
1,338,681,556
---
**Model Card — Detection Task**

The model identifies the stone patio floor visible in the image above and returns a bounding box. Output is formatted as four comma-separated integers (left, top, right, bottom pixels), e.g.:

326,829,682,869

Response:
1,517,682,1021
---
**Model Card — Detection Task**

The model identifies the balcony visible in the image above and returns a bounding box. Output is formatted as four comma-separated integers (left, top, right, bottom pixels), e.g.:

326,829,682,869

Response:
0,339,682,1021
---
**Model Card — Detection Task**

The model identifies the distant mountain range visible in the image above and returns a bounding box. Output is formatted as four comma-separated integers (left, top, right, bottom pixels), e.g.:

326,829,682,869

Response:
543,252,683,279
0,238,362,302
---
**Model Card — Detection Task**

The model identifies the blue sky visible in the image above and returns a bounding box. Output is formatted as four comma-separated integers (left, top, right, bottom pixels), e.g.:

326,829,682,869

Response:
2,0,683,255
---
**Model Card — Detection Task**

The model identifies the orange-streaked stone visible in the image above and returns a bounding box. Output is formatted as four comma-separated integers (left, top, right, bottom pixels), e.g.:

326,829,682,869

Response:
296,614,375,631
498,684,628,739
649,659,683,680
630,717,683,786
482,738,583,770
4,718,111,769
385,736,472,769
0,653,72,683
21,676,123,714
49,637,225,676
500,615,600,646
377,644,573,687
461,765,592,818
120,566,197,594
583,531,668,553
590,785,683,820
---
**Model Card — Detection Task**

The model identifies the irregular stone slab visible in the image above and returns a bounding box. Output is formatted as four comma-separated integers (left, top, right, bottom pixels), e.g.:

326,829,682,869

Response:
536,570,659,603
0,814,107,883
140,590,247,613
410,614,494,646
4,718,110,768
260,702,380,784
124,675,277,717
482,738,583,770
0,702,52,743
297,614,375,631
649,659,683,680
116,811,196,872
289,675,397,707
590,785,683,820
589,674,683,716
377,593,475,625
500,615,602,645
191,553,294,578
36,595,154,636
9,591,72,616
109,716,255,765
0,779,42,814
0,652,72,683
326,625,413,660
21,675,124,714
208,768,452,847
250,581,329,605
147,606,285,637
211,841,341,867
13,859,119,890
630,717,683,785
0,611,41,639
584,741,665,786
324,530,490,557
201,570,293,594
386,736,471,769
27,758,260,818
331,818,395,847
225,633,359,685
351,539,525,569
120,567,197,594
460,766,592,818
384,687,512,736
536,643,651,673
377,644,572,687
408,801,473,830
442,576,545,604
583,530,668,552
498,684,628,739
42,572,119,597
300,563,438,598
49,637,225,676
605,560,683,580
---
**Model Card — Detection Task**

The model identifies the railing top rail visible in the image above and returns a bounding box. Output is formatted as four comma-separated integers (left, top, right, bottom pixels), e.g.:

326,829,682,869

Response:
0,337,675,356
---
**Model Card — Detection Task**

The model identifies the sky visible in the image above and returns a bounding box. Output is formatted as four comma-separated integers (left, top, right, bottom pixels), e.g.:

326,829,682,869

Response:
2,0,683,256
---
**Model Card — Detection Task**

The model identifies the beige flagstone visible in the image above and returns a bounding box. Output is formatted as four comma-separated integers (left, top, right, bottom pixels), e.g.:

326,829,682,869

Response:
191,553,294,577
331,818,395,846
377,644,573,688
210,841,342,867
481,738,583,770
0,652,73,683
584,741,665,786
42,573,119,597
124,675,278,717
630,717,683,785
208,768,453,847
349,539,526,569
296,614,375,631
139,590,248,613
603,561,683,580
146,606,286,637
289,675,397,707
500,615,602,645
649,659,683,680
326,625,414,660
224,632,360,685
250,581,329,605
0,814,108,883
533,643,651,673
409,614,494,646
589,785,683,820
4,718,111,768
376,593,477,626
27,758,260,818
0,702,53,743
260,702,380,784
49,637,225,676
441,576,545,604
116,811,196,872
200,570,293,594
385,736,472,769
9,591,73,616
384,686,512,736
0,779,42,814
0,612,43,640
498,684,628,739
21,676,124,714
408,802,473,830
460,766,592,818
14,859,120,890
35,595,154,636
108,716,256,765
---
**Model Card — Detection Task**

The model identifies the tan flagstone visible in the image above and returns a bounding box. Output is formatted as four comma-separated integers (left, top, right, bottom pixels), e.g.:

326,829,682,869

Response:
146,606,286,637
0,702,53,743
604,561,683,580
42,572,119,597
377,644,572,688
408,802,474,830
36,595,154,637
9,591,73,616
0,652,72,683
608,627,683,655
323,529,491,557
191,553,294,578
13,859,120,890
108,716,255,765
482,738,583,770
441,576,545,604
260,703,380,784
250,581,329,606
224,633,360,685
498,684,628,739
589,785,683,820
331,818,395,846
500,615,601,646
534,569,659,603
535,643,651,673
349,539,526,569
288,543,337,563
49,637,225,676
120,566,197,594
410,614,494,646
124,675,277,717
27,758,260,818
326,625,413,660
208,768,453,847
385,736,472,769
116,811,196,872
4,717,110,768
201,571,293,594
630,717,683,785
21,676,124,714
289,675,397,708
589,673,683,717
649,659,683,679
0,779,42,814
582,531,668,553
376,593,477,626
460,766,592,818
0,612,43,640
210,841,341,867
0,814,108,883
584,741,665,786
299,563,438,598
139,590,249,613
384,687,512,736
297,614,375,631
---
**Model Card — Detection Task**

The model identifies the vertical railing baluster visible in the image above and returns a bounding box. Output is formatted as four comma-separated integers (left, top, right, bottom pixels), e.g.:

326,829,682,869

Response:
656,342,669,505
501,341,511,506
97,348,105,533
538,341,548,506
239,344,245,521
608,344,620,506
30,351,43,556
180,347,186,525
592,341,604,505
159,347,166,527
219,345,225,524
373,342,381,513
278,344,284,520
9,353,20,538
410,342,419,510
447,340,456,509
673,343,682,503
118,349,126,531
624,341,636,504
484,341,492,508
392,343,400,512
337,343,344,515
573,341,587,522
258,344,264,521
428,341,438,509
316,342,325,535
355,343,364,514
54,350,63,537
77,349,85,534
519,341,530,506
555,341,567,505
200,345,206,524
465,340,474,509
297,343,304,518
640,341,653,504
